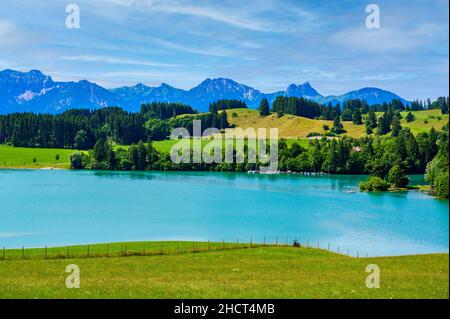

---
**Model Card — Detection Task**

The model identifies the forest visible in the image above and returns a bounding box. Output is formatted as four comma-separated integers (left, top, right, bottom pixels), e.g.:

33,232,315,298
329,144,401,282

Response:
1,98,448,197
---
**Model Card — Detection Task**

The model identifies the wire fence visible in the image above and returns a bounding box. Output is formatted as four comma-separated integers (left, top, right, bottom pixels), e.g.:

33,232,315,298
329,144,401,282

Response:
0,237,370,261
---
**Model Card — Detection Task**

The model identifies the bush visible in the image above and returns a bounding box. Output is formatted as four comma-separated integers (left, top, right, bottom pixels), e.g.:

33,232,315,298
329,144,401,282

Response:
360,176,390,192
70,152,86,169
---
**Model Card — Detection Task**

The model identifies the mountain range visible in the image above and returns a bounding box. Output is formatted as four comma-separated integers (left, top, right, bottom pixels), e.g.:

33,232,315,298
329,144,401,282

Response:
0,69,409,114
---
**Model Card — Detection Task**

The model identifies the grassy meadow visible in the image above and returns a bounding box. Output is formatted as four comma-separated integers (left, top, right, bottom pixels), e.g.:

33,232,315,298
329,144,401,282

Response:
0,145,74,169
0,242,447,299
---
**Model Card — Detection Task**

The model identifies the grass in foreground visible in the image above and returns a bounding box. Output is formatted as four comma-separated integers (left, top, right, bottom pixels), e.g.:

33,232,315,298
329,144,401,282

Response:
0,241,447,299
0,145,73,169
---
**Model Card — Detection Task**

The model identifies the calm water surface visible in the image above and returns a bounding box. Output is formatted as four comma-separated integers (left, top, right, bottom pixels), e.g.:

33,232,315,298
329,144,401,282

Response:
0,170,448,256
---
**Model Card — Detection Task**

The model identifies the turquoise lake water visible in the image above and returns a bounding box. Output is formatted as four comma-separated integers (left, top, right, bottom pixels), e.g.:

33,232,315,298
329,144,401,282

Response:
0,170,448,256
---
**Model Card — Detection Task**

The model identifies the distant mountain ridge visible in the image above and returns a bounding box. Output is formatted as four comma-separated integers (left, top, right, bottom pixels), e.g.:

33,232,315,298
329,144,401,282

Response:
0,69,410,114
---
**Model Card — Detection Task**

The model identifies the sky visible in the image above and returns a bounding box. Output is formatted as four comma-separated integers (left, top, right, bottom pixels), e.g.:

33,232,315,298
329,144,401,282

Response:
0,0,448,100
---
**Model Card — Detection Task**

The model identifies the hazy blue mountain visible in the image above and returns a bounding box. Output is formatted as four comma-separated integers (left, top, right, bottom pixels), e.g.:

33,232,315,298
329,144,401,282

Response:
111,82,185,111
183,78,264,110
0,70,123,114
0,69,410,114
318,87,409,106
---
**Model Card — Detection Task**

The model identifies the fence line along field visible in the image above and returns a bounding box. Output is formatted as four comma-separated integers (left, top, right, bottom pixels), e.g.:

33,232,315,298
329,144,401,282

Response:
0,241,447,299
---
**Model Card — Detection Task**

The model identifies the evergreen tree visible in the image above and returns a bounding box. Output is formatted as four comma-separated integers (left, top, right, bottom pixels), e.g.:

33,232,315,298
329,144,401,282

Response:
391,115,402,137
331,116,345,134
258,98,270,116
405,112,415,123
93,137,108,162
352,109,363,125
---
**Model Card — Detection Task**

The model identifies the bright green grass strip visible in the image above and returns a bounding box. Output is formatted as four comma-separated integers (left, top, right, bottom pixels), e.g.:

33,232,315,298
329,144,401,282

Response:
0,242,447,299
0,145,75,169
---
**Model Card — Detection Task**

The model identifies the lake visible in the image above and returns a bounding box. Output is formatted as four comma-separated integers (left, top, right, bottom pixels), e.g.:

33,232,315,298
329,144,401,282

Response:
0,170,448,256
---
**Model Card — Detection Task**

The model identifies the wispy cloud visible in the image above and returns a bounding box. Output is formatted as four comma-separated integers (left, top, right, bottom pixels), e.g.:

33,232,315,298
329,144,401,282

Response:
145,36,238,57
60,55,182,68
148,1,271,32
331,23,444,52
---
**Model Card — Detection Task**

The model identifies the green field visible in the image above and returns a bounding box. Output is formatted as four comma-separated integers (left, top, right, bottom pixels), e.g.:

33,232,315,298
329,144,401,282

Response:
0,145,74,169
0,241,447,299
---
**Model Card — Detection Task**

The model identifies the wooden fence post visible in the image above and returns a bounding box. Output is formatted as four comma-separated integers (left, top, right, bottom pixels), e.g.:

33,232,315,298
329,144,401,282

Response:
87,245,90,258
2,247,5,260
22,246,24,259
45,246,48,259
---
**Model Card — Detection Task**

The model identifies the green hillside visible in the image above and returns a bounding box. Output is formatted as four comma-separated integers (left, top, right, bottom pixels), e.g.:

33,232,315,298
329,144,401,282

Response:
226,108,448,139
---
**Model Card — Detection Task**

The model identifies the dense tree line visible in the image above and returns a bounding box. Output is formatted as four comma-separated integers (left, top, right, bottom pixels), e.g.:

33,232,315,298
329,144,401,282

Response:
144,110,229,140
140,102,197,120
209,99,247,112
271,96,341,120
0,105,228,148
0,108,146,149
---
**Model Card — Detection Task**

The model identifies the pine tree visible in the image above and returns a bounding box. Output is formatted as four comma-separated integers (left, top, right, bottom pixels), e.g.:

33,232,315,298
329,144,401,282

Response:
391,115,402,137
405,112,415,123
331,116,345,134
352,109,363,125
258,98,270,116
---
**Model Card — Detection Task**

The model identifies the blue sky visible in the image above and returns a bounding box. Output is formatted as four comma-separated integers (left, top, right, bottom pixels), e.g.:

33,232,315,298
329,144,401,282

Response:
0,0,448,100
